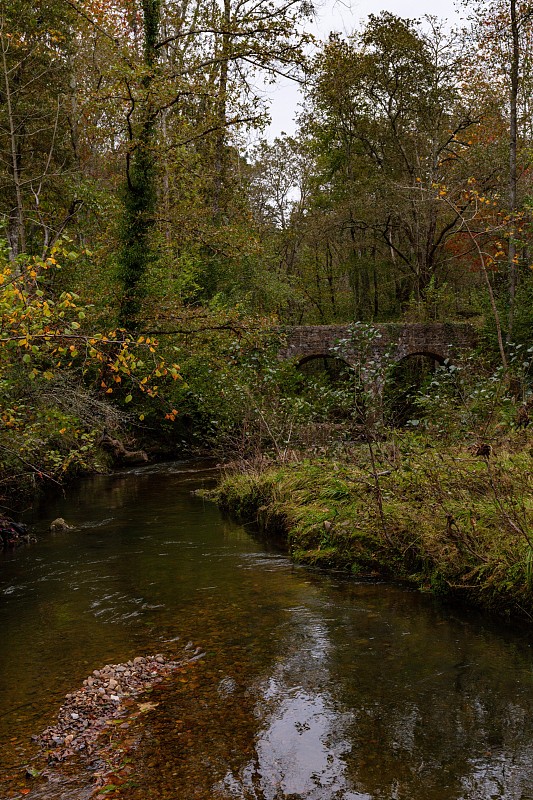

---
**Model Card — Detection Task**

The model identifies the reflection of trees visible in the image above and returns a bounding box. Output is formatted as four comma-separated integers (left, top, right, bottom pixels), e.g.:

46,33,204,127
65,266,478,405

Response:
112,572,533,800
317,582,533,799
210,585,533,800
111,592,329,799
215,610,360,799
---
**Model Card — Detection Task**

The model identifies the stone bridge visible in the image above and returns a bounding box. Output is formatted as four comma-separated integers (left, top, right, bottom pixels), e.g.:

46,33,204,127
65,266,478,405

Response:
278,322,477,371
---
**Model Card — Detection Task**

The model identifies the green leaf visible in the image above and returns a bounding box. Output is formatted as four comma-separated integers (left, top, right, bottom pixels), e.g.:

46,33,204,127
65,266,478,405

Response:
25,766,41,778
125,394,132,403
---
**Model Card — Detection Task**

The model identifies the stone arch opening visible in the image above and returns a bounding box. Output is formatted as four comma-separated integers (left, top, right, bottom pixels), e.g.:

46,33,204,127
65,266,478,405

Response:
296,354,354,381
294,354,357,421
383,351,449,427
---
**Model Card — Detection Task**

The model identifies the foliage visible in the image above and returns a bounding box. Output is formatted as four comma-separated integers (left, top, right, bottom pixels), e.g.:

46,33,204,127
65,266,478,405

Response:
0,0,79,260
155,317,305,455
0,244,180,501
0,248,180,393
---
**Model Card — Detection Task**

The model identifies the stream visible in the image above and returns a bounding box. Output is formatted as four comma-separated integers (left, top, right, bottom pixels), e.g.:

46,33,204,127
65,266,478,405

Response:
1,461,533,799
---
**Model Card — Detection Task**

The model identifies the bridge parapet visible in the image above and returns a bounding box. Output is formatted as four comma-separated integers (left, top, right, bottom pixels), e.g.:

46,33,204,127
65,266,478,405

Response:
278,322,477,367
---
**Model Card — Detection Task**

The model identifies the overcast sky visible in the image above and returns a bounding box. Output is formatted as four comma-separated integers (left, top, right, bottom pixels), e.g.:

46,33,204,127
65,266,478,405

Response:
262,0,463,138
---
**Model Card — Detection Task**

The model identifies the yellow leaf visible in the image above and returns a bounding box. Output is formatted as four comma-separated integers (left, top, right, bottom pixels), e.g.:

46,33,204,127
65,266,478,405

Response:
138,701,159,713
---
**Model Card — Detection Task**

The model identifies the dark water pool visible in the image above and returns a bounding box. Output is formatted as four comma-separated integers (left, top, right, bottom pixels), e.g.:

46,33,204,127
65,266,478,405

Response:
1,462,533,799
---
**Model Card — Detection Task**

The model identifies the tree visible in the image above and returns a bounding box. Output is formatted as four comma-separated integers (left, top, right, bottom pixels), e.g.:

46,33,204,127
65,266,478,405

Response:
80,0,313,321
302,15,484,314
0,0,80,262
466,0,533,346
117,0,161,329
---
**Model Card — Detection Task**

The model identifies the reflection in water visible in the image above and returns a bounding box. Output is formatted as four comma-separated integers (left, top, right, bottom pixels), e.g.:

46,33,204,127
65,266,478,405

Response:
1,462,533,800
216,611,362,799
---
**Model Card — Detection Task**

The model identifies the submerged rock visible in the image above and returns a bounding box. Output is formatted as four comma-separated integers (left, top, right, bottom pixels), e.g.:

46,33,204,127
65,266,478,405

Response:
49,517,74,532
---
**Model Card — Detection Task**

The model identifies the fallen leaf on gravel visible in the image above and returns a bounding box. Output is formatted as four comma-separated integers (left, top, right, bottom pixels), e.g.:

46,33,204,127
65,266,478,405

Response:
137,702,159,713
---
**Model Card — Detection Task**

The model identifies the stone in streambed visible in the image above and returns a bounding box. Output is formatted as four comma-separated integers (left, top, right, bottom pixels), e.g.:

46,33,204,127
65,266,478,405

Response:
50,518,74,532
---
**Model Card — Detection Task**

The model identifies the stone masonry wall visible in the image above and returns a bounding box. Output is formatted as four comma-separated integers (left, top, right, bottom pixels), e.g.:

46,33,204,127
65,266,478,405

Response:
278,323,477,367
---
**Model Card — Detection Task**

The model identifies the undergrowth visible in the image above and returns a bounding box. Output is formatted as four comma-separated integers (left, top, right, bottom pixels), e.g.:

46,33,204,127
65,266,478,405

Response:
214,433,533,619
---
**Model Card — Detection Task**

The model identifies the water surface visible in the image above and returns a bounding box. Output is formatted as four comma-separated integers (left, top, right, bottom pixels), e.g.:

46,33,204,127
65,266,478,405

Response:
1,462,533,799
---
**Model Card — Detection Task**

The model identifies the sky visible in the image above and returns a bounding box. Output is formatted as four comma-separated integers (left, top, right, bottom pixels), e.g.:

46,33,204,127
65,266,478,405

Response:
263,0,463,138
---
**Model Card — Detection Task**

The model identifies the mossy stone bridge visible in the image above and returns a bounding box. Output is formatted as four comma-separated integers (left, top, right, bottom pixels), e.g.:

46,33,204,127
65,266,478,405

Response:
278,322,477,373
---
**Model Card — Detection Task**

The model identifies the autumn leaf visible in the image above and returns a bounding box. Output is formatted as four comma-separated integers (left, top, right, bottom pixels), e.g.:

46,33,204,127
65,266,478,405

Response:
137,701,159,713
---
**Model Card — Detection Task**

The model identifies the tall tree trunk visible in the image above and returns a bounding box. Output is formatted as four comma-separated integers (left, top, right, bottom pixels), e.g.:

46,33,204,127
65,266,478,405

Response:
1,24,26,262
212,0,231,220
118,0,160,330
372,243,379,319
508,0,519,345
349,214,360,317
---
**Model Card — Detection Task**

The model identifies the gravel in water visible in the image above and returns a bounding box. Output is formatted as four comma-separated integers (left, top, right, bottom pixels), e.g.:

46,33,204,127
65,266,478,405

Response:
30,644,204,795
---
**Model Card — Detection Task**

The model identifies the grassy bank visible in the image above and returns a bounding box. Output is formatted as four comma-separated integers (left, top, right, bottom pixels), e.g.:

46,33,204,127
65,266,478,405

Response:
215,434,533,619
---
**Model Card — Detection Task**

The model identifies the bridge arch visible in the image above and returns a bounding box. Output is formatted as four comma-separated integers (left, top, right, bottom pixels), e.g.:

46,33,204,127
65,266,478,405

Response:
296,353,354,371
292,353,361,422
278,323,475,425
383,351,451,426
393,349,448,365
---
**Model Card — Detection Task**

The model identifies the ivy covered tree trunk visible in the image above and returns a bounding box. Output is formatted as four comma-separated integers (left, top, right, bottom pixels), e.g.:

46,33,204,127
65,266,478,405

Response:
212,0,231,221
118,0,160,330
507,0,519,347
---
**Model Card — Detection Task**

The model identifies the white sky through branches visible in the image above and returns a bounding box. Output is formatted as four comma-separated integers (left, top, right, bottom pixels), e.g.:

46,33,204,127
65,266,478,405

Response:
263,0,463,138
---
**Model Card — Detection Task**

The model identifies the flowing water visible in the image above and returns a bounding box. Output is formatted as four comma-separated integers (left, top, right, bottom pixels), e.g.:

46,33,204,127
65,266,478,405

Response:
1,462,533,800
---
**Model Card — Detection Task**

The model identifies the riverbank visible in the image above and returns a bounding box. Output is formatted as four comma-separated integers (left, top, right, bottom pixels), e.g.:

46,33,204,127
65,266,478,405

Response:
0,429,195,528
214,433,533,619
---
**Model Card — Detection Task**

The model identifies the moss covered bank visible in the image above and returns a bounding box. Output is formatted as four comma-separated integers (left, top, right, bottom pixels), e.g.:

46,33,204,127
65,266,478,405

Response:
214,434,533,620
